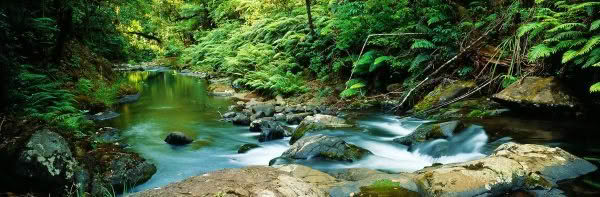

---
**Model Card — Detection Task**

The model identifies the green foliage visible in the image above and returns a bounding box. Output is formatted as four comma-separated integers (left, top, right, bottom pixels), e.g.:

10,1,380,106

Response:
591,82,600,93
340,79,366,99
18,66,90,133
518,0,600,92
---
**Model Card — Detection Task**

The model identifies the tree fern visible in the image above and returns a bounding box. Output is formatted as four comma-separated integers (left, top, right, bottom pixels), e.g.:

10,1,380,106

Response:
590,19,600,31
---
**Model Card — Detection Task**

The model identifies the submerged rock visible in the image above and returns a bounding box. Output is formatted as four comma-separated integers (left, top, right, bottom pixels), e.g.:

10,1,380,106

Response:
16,130,78,186
393,120,465,147
94,127,122,144
281,135,371,162
117,93,141,104
238,143,261,154
290,114,353,145
164,132,193,145
413,142,597,196
493,77,579,109
413,80,476,112
133,165,328,197
87,111,120,121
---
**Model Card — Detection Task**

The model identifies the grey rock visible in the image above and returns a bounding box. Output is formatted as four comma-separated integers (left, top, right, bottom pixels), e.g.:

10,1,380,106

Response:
286,112,313,125
252,103,276,117
232,113,250,125
223,111,236,119
117,93,141,104
87,111,120,121
281,135,371,162
238,143,261,154
164,132,193,145
94,127,121,144
16,130,78,186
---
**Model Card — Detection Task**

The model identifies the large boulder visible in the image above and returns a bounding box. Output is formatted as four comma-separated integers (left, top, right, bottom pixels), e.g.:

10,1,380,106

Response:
290,114,353,145
258,121,286,142
415,97,509,120
281,135,371,162
413,142,597,197
493,77,579,109
15,130,78,186
164,132,193,145
413,80,476,112
133,166,328,197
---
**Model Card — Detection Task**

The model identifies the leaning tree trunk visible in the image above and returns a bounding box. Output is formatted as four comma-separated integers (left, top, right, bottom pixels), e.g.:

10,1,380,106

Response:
305,0,316,37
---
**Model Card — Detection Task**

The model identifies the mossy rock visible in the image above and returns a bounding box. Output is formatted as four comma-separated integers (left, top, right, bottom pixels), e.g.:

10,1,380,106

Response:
413,80,476,112
282,135,371,162
493,77,579,109
394,120,467,147
355,179,419,197
417,97,508,121
238,143,260,154
289,114,353,145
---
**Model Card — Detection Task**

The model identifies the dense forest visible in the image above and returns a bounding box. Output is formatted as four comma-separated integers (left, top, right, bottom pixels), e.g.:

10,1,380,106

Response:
1,0,600,196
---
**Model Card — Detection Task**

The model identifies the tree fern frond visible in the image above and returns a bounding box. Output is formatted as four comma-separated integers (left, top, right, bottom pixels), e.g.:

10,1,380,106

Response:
562,50,578,63
410,54,430,72
544,31,584,42
517,23,544,38
576,36,600,56
547,23,586,33
590,82,600,93
528,44,554,61
411,39,435,49
591,19,600,31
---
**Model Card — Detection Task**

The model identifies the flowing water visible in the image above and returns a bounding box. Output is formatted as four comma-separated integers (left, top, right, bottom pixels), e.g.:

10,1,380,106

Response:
109,70,600,195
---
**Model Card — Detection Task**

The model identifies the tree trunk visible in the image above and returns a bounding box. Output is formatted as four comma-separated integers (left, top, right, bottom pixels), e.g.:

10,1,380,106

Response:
305,0,316,37
54,0,73,63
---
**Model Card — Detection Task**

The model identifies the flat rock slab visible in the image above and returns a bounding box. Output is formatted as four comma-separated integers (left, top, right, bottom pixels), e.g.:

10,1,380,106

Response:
413,142,597,197
493,77,579,108
134,165,328,197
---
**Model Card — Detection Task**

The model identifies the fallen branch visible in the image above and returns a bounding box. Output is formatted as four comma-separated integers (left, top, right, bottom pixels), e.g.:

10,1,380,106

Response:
394,19,504,111
0,116,4,132
124,32,162,44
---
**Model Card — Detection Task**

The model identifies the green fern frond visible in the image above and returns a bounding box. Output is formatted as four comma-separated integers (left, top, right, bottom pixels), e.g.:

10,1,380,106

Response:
410,54,430,72
410,39,435,50
591,19,600,31
528,44,555,61
370,56,392,72
547,23,586,33
544,31,584,42
517,23,544,38
576,36,600,56
590,82,600,93
562,50,578,63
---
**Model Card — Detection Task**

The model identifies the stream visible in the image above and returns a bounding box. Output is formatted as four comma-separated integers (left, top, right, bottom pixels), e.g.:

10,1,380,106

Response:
108,70,600,195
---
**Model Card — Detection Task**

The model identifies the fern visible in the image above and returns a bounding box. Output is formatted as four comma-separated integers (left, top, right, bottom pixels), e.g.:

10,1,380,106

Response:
590,19,600,31
591,82,600,93
528,44,554,61
411,39,435,49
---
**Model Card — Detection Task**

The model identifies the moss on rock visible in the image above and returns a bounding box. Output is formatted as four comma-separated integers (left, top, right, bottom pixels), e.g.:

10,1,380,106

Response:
356,179,419,197
413,80,476,112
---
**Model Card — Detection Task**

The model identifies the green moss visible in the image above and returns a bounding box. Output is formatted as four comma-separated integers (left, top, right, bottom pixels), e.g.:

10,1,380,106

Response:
413,81,476,112
237,143,260,153
524,173,553,189
317,144,369,162
464,162,485,170
356,179,419,197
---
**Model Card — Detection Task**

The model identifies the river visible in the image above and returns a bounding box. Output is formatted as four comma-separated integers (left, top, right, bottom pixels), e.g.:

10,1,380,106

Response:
109,70,600,195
